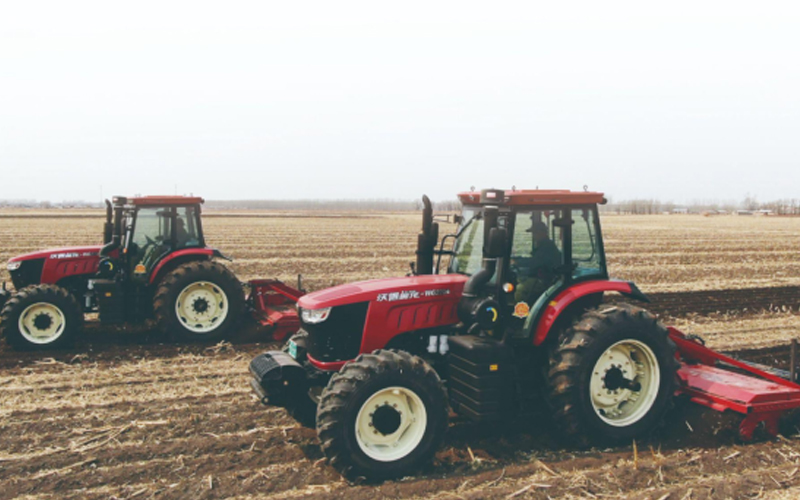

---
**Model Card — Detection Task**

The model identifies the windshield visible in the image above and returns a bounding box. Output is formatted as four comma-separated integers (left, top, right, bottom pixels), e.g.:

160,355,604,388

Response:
448,207,484,275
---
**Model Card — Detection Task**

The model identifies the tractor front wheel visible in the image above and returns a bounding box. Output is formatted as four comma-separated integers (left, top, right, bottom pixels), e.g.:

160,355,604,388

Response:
0,285,82,350
547,303,677,444
153,261,244,342
316,350,448,480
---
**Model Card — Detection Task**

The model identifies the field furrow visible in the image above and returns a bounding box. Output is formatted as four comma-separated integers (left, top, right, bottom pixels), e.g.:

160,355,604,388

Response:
2,210,800,499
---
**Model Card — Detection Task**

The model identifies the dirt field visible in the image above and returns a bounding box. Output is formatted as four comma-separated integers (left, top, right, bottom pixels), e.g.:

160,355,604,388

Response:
2,211,800,293
1,211,800,499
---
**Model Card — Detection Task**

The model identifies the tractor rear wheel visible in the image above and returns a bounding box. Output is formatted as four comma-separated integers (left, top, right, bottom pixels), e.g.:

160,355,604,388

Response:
153,260,244,342
0,285,82,350
547,303,677,444
316,350,448,480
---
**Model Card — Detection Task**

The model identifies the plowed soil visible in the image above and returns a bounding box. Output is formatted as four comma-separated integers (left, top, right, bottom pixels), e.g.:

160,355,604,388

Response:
2,211,800,499
2,211,800,293
1,310,799,500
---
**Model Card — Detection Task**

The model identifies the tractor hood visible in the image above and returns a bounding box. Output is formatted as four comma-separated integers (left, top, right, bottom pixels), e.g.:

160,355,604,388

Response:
298,274,469,310
8,245,102,263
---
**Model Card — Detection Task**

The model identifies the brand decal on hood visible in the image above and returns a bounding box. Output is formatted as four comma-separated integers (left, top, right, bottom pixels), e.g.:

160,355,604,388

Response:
50,251,97,259
377,288,451,302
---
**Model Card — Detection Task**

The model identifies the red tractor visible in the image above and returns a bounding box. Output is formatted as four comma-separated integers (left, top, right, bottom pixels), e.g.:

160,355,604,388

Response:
0,195,302,350
250,188,800,480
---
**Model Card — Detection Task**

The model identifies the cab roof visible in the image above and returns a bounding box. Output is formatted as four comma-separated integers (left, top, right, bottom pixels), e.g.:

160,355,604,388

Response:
458,189,606,207
114,196,205,206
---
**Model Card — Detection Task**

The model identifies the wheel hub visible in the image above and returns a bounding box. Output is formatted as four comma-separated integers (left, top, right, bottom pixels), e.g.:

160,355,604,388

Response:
175,281,229,334
18,302,66,344
32,313,53,331
590,339,660,427
192,297,209,314
355,386,428,462
371,404,402,435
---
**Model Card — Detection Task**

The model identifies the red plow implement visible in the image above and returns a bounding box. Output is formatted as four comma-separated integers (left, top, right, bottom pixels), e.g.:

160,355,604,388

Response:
248,279,304,342
671,327,800,439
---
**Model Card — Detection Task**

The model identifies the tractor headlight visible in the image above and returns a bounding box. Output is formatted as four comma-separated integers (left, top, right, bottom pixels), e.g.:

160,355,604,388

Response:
301,307,331,324
7,261,21,271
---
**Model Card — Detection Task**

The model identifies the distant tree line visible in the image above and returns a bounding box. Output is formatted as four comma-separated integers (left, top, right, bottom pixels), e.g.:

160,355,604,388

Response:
604,196,800,215
0,198,459,212
3,196,798,215
207,198,463,211
0,199,103,209
207,199,418,211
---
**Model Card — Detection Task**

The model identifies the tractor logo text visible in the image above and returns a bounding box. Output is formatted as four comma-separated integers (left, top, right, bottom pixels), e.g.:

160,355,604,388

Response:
50,251,96,259
377,288,450,302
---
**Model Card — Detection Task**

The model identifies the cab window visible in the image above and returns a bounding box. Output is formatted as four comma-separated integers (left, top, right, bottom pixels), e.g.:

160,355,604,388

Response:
571,208,603,278
128,208,172,279
175,206,201,248
131,208,171,248
450,207,483,275
510,210,564,304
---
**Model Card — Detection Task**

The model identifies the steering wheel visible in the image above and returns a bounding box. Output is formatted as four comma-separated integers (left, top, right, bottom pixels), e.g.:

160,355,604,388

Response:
130,235,156,259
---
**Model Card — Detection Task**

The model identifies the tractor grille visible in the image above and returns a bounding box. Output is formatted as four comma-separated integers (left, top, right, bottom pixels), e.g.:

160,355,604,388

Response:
10,259,44,289
302,302,369,362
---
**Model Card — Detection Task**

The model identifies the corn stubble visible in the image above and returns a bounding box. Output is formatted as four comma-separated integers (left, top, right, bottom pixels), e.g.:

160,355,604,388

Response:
1,210,800,499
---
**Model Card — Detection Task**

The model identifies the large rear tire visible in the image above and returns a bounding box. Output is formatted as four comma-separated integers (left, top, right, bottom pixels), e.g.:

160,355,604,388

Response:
316,350,448,481
547,303,677,444
153,260,244,342
0,285,82,350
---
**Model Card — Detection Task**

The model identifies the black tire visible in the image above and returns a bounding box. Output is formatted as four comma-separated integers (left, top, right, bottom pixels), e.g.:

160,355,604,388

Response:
0,288,10,310
547,303,678,444
153,260,244,342
316,349,448,481
0,285,82,351
281,331,317,427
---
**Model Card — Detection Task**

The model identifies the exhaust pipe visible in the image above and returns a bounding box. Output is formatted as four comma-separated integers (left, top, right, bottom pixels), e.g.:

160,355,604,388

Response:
103,199,113,244
100,199,125,257
415,195,438,275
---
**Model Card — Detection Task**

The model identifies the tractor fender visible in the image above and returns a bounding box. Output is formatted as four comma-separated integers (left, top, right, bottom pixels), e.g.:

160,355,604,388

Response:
532,280,649,346
148,248,215,285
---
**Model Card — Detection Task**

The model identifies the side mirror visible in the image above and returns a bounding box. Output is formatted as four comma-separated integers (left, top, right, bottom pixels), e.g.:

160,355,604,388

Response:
486,227,507,258
453,214,463,225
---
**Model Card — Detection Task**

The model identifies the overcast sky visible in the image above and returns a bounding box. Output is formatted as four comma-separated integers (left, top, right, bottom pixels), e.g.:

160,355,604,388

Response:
1,1,798,204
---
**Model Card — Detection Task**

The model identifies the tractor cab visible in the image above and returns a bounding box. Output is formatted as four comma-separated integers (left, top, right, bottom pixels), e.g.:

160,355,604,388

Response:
93,195,221,324
431,188,613,341
100,196,206,285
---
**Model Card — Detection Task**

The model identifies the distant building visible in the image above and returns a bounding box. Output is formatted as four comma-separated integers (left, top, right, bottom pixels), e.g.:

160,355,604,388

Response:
736,210,754,216
672,208,689,214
